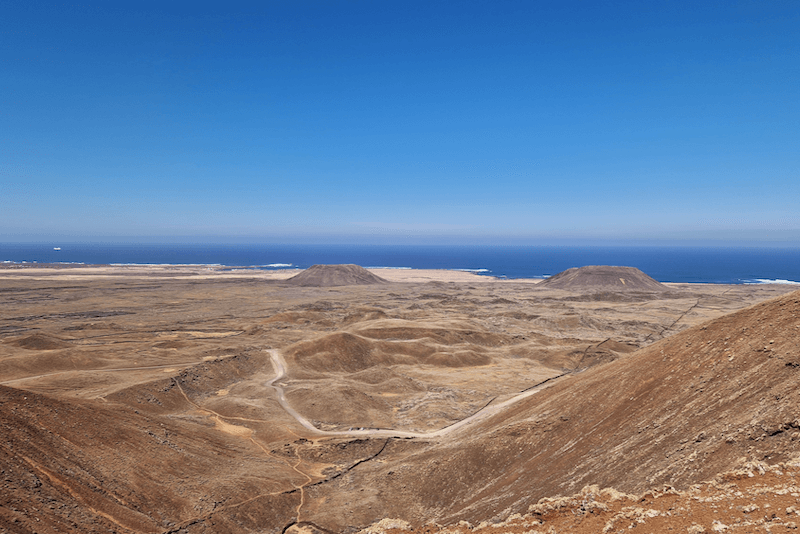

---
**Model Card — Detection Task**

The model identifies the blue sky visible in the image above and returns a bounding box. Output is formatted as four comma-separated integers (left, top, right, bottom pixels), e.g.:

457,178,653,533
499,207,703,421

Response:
2,0,798,245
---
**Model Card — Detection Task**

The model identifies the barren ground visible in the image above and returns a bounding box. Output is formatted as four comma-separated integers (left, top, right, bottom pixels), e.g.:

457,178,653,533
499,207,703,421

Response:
1,264,797,533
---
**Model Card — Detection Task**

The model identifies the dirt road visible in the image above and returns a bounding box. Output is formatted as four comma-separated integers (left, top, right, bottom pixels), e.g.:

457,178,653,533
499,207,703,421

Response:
265,349,567,439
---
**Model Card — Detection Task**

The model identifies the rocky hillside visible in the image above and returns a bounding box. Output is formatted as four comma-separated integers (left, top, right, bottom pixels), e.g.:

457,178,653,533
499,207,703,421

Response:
537,265,669,292
363,459,800,533
303,289,800,529
286,264,388,287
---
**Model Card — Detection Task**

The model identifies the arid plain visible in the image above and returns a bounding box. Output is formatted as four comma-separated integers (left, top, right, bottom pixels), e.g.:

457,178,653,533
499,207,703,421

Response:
2,263,799,534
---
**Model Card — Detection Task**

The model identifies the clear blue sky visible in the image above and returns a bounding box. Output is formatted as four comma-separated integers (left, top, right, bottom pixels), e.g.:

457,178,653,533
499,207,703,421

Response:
2,1,798,245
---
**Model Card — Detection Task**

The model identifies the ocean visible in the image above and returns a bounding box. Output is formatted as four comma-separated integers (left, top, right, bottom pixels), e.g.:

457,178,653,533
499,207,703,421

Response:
1,243,799,285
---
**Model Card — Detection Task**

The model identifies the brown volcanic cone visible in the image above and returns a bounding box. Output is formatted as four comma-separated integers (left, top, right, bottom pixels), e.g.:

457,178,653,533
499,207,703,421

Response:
309,289,800,528
538,265,667,291
285,264,388,287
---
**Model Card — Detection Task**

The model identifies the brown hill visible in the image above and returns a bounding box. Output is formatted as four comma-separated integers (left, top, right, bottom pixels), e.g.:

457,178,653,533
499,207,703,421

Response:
285,329,498,377
5,333,72,350
537,265,668,291
0,383,301,533
305,289,800,529
285,264,388,287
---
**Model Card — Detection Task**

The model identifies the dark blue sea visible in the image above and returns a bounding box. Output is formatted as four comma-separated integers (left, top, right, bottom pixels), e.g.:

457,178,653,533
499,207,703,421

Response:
2,243,799,285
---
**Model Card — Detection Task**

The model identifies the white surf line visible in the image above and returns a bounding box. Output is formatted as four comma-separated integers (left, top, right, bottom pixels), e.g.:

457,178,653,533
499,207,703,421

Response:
0,361,206,386
265,349,568,439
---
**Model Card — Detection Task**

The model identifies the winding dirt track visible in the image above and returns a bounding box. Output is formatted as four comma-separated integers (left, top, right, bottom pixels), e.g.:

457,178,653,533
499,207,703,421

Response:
0,361,207,386
265,349,568,440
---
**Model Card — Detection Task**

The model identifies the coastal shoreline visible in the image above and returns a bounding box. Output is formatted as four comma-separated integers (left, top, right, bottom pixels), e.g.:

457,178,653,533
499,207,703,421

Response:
0,263,533,283
4,244,800,285
1,263,797,287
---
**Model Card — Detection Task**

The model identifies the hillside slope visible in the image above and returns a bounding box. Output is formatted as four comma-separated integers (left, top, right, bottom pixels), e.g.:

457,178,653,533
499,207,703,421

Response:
538,265,668,292
0,379,301,533
286,265,388,287
306,289,800,528
363,459,800,534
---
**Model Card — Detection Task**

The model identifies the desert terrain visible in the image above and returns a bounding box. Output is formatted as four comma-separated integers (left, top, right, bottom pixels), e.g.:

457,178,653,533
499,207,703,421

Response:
1,263,799,533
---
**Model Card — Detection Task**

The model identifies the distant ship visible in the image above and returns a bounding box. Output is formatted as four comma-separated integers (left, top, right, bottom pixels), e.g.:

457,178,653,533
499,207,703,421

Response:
53,247,61,251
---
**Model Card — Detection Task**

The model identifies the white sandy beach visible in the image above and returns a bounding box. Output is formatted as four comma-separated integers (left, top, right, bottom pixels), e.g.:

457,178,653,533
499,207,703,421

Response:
0,264,540,283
